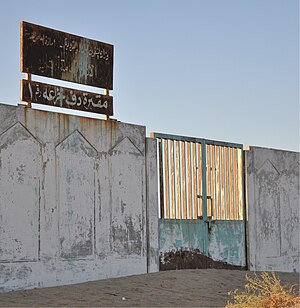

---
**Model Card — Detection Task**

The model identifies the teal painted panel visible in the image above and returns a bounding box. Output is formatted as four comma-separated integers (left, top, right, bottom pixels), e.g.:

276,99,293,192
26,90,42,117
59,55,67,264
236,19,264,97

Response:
208,221,246,266
159,219,246,270
159,219,206,253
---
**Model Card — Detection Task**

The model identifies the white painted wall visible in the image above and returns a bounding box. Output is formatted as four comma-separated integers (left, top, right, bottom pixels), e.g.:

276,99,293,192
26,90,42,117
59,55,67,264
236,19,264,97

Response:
0,104,159,292
146,138,159,272
246,146,299,273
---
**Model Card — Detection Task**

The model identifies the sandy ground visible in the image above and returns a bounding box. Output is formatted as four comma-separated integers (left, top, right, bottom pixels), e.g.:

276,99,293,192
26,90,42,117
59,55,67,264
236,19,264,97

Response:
0,269,298,307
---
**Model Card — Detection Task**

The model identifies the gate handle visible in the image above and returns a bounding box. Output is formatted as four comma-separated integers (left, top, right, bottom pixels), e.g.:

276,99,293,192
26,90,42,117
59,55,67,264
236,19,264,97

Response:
197,195,214,218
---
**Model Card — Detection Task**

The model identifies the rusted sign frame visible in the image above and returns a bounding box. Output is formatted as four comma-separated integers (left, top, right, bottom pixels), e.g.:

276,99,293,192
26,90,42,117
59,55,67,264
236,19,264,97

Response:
20,21,113,90
21,79,113,116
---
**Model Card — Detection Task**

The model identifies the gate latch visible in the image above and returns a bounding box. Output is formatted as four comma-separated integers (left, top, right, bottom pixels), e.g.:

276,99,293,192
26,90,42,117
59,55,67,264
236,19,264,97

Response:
205,218,213,233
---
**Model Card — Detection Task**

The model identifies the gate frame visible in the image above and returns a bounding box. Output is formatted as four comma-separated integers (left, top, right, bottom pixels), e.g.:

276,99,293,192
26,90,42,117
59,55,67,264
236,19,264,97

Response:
151,132,248,269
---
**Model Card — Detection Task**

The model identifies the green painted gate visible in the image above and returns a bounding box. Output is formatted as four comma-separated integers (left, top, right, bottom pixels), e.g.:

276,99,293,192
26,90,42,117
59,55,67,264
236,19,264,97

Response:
151,133,247,270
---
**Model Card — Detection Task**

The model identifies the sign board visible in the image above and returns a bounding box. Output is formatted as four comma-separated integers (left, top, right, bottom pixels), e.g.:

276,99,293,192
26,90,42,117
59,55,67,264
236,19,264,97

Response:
21,79,113,116
20,21,113,90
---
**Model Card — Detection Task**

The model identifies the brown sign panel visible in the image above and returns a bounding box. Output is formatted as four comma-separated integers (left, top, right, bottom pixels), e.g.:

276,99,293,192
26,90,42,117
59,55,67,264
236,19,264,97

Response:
21,79,113,116
20,21,113,90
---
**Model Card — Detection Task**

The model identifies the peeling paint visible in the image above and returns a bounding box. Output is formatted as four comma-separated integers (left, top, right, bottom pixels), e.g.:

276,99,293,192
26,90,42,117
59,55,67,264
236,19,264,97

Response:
159,219,246,270
246,147,299,273
0,103,157,293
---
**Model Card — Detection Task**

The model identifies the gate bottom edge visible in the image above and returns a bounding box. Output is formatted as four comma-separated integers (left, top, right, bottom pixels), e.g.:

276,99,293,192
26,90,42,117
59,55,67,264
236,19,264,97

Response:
159,249,246,271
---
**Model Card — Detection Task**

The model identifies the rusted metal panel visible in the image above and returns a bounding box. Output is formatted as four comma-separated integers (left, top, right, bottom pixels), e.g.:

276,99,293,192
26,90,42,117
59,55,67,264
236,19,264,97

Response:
211,145,216,219
192,143,197,219
181,141,187,219
225,147,229,219
170,140,175,219
197,143,202,217
152,132,247,270
158,139,164,219
237,149,243,219
229,148,234,219
20,21,113,90
153,133,244,222
163,140,170,218
187,142,192,219
220,147,225,219
215,146,220,219
234,148,238,219
175,141,181,219
21,79,113,116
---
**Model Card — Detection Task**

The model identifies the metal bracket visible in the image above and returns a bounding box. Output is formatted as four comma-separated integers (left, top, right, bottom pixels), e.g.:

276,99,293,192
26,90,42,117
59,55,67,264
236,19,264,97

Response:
197,195,212,199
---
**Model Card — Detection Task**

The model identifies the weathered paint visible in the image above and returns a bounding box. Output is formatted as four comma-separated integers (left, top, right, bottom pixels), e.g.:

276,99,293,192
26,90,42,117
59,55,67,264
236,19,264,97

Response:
56,130,97,260
21,79,113,116
159,219,205,270
145,138,159,273
154,132,246,270
246,146,299,273
0,103,159,292
21,21,114,90
0,123,41,262
159,219,246,269
208,221,246,267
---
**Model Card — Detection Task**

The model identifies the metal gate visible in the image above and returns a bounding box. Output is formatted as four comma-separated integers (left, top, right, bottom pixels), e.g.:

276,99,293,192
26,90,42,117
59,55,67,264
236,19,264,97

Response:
151,133,246,270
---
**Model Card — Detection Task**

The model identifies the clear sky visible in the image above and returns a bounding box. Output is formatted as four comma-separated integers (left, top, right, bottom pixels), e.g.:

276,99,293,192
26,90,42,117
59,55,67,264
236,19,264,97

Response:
0,0,299,151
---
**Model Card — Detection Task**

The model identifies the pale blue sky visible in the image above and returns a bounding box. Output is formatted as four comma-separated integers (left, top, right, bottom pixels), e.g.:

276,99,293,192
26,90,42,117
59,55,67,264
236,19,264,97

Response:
0,0,299,151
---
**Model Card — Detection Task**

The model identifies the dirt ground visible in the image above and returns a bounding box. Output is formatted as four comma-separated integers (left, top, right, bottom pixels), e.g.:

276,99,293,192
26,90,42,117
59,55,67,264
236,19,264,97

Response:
0,269,298,307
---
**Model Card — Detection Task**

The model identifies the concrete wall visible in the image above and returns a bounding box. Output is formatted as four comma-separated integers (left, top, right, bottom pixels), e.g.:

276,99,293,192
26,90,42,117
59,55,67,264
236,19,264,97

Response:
0,103,159,292
246,146,299,272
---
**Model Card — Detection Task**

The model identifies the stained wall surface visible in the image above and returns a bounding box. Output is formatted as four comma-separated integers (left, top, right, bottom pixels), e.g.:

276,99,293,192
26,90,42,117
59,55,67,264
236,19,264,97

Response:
0,103,159,292
246,146,299,272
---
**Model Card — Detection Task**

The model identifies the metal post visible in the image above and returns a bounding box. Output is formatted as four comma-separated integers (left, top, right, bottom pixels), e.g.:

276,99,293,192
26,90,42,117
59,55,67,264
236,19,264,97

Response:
104,89,110,120
25,73,32,108
201,141,208,256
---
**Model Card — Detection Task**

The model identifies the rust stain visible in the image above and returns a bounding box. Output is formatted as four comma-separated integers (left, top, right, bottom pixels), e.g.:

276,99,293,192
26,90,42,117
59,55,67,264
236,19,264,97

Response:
23,107,28,128
78,115,99,129
21,21,113,90
21,80,113,116
57,113,61,143
63,114,70,138
109,120,118,149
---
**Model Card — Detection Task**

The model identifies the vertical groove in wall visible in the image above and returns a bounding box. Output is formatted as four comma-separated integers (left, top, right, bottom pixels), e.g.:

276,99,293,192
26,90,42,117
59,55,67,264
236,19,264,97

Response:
145,139,150,272
93,164,96,256
38,179,41,261
56,151,60,257
108,147,113,253
242,150,248,269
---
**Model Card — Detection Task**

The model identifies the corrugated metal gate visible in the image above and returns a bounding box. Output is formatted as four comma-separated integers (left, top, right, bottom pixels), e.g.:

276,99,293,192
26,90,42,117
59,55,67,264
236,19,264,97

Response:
151,133,247,270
